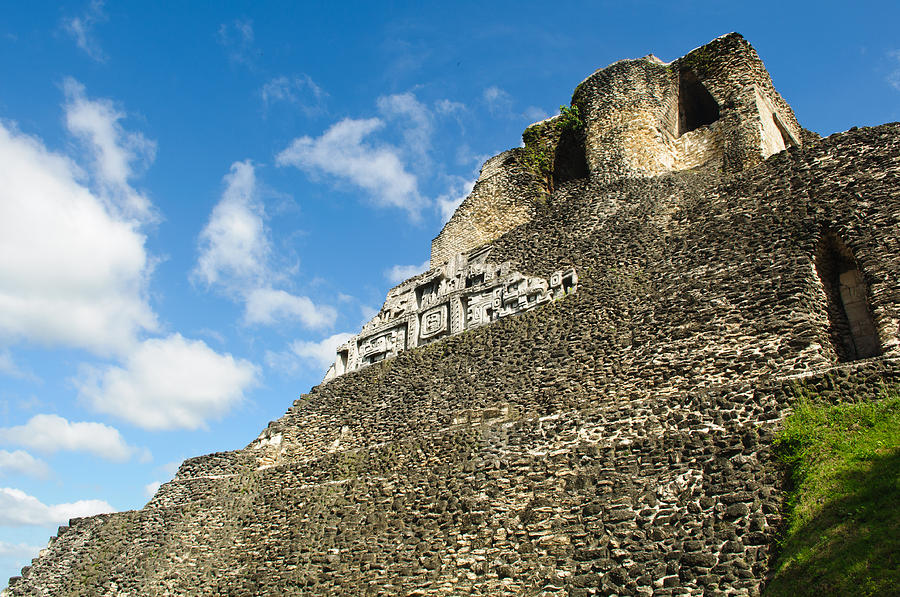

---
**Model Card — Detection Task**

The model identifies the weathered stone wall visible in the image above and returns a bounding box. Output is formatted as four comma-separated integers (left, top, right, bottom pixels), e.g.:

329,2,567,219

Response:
571,33,802,180
430,149,544,269
7,121,899,596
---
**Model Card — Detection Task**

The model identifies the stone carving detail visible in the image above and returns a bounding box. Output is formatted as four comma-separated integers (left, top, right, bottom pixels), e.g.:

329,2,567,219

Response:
324,249,577,381
358,324,407,366
420,304,448,340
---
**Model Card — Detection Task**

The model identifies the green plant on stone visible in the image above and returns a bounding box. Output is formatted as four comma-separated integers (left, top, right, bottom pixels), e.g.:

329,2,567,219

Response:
558,105,582,133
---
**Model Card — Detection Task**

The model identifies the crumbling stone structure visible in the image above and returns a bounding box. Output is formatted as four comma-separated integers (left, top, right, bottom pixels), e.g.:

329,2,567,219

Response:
6,33,899,597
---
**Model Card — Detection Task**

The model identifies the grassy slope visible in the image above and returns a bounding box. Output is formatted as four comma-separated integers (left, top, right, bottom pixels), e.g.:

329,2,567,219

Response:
765,386,900,596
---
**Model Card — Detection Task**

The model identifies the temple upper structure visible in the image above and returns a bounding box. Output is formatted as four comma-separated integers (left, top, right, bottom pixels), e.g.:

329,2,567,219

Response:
324,33,804,382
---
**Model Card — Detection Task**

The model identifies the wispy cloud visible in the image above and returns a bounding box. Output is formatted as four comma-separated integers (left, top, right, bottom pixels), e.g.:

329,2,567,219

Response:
62,0,107,62
377,92,434,158
484,86,512,114
0,350,38,382
0,487,113,527
261,75,327,117
266,332,354,374
436,175,475,224
143,481,161,498
887,50,900,91
194,161,336,328
483,86,547,122
63,78,157,222
218,19,257,67
385,260,430,285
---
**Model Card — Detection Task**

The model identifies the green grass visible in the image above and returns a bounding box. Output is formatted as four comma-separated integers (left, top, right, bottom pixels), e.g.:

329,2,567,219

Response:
765,386,900,596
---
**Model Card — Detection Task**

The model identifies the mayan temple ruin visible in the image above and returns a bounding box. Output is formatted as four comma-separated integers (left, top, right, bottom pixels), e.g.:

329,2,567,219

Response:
5,32,899,596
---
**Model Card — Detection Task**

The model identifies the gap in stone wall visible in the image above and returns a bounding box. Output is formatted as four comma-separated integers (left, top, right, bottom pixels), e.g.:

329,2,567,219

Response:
678,70,720,136
814,232,883,361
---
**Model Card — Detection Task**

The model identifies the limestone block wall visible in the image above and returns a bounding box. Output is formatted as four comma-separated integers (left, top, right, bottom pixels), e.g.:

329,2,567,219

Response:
571,33,802,180
8,123,899,596
430,149,545,269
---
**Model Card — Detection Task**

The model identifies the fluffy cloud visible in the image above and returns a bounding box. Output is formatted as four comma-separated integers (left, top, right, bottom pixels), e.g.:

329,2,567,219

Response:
261,75,327,116
276,117,422,214
63,79,157,222
0,415,138,462
243,288,336,328
62,0,107,62
0,117,156,356
194,161,268,288
266,332,354,373
194,161,335,329
0,450,50,479
0,487,113,527
385,260,430,285
77,334,259,430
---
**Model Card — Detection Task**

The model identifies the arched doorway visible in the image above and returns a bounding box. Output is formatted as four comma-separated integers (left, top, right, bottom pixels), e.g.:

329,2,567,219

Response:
814,232,882,361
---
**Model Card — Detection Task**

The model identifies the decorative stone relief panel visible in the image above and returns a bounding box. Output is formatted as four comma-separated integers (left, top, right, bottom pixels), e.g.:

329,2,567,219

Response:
357,324,407,366
420,303,449,342
323,249,577,381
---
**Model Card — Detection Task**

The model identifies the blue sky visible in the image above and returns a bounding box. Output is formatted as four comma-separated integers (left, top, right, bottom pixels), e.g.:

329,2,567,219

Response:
1,0,899,583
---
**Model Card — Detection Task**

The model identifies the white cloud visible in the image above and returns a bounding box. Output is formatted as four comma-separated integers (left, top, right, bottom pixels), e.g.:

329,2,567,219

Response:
888,50,900,91
266,332,354,374
523,106,549,122
484,86,513,116
0,415,137,462
0,487,113,527
261,75,327,116
276,117,423,214
436,176,476,223
385,261,430,285
194,161,268,288
143,481,161,498
243,288,336,328
218,19,256,67
0,349,37,381
377,92,433,157
0,117,157,356
62,0,107,62
63,79,157,222
435,99,465,115
0,450,50,479
160,460,181,476
0,540,42,559
194,162,335,329
77,334,259,431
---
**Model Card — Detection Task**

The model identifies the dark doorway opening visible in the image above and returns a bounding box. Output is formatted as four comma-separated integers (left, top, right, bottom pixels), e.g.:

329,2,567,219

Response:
814,233,882,361
678,70,720,136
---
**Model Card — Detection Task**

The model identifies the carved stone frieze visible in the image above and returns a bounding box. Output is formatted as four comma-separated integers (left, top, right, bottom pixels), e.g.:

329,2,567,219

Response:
324,248,577,381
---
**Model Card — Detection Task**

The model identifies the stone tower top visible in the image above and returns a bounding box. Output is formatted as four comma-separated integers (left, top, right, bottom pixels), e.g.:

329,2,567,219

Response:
430,32,804,269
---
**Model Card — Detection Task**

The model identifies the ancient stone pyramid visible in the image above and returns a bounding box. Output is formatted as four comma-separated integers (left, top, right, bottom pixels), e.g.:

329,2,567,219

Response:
6,32,899,596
